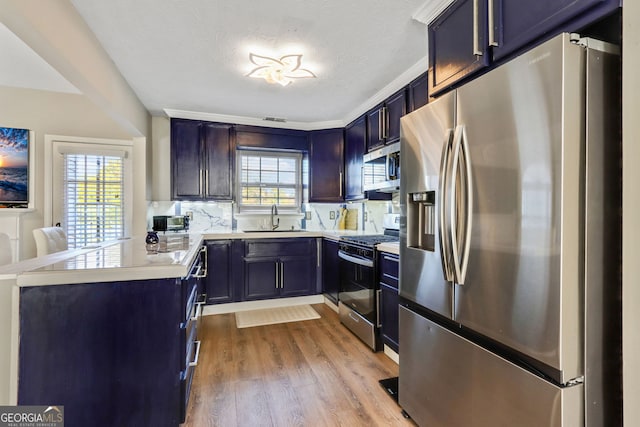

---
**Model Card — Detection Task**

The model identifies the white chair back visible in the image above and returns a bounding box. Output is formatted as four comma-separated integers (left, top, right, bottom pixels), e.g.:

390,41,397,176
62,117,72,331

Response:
33,227,68,257
0,232,12,265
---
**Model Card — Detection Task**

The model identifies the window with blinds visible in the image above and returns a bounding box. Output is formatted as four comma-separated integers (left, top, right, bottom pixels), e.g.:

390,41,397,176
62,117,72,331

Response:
63,153,124,248
237,150,302,212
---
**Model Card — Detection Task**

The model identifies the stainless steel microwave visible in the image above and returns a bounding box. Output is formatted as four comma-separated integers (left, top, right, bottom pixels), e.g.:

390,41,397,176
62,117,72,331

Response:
152,215,190,232
362,141,400,192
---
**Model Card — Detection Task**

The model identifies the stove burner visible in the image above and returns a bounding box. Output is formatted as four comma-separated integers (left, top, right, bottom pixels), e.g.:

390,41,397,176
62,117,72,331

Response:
340,234,399,247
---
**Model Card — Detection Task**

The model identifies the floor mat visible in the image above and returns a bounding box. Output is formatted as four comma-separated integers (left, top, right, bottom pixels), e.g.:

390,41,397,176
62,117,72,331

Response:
235,304,320,328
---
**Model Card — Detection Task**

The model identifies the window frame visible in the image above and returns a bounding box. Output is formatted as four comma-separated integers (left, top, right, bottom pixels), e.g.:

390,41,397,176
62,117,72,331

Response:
236,148,303,213
46,137,133,248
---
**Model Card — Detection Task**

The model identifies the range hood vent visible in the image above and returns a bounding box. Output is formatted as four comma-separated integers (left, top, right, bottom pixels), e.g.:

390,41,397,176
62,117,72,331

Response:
263,117,287,123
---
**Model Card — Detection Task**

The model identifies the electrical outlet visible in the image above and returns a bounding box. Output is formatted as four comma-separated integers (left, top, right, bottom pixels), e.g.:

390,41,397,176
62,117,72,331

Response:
329,211,335,220
305,211,312,220
364,212,368,221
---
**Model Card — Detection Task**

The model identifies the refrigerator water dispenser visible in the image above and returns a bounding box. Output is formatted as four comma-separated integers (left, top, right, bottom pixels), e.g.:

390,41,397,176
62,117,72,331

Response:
407,191,435,251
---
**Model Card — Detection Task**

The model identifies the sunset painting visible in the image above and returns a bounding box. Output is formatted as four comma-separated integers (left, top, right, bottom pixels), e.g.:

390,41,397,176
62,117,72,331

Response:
0,127,29,206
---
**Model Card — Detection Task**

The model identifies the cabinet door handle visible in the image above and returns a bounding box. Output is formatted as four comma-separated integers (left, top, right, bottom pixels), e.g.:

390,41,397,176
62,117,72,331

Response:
473,0,482,55
382,106,389,140
188,340,202,367
204,169,210,197
376,289,382,328
191,301,204,322
488,0,497,47
275,262,279,288
280,262,284,288
383,255,399,263
199,169,204,196
339,172,343,198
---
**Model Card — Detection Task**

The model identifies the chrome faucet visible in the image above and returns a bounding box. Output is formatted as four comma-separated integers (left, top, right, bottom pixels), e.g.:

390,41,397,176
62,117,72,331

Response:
271,204,279,230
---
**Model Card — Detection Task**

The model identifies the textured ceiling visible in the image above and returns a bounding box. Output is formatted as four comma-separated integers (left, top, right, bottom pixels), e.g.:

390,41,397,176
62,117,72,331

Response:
68,0,428,125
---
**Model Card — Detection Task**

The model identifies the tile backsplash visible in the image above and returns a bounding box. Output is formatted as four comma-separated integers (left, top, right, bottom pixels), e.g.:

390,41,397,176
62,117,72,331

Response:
147,194,400,234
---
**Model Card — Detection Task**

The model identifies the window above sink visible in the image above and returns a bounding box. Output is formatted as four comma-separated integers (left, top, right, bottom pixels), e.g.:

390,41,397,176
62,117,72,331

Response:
236,148,303,214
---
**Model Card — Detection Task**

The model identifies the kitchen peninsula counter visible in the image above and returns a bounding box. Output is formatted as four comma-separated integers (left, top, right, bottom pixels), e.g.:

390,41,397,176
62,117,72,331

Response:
0,234,205,287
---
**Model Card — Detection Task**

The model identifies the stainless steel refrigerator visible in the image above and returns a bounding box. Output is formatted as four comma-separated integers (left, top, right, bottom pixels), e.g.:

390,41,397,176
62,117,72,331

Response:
399,33,621,427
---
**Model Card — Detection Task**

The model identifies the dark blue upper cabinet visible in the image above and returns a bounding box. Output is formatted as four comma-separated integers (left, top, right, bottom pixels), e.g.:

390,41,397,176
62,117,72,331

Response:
491,0,620,61
366,89,407,151
171,119,202,199
309,128,344,202
428,0,489,97
408,72,429,112
428,0,620,97
344,116,366,201
385,89,408,143
235,125,309,151
366,104,385,152
171,119,234,201
203,123,234,200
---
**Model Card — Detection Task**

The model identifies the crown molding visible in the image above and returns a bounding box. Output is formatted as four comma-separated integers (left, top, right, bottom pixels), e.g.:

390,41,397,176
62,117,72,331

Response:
342,56,428,126
163,109,344,131
164,55,429,131
412,0,455,24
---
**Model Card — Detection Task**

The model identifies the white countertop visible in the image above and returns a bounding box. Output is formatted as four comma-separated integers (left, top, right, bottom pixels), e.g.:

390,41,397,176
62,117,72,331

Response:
0,229,399,287
377,241,400,255
0,234,204,287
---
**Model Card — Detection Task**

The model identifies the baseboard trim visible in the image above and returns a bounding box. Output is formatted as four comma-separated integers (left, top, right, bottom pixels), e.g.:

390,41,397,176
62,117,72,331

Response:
384,345,399,365
202,294,325,316
323,296,339,313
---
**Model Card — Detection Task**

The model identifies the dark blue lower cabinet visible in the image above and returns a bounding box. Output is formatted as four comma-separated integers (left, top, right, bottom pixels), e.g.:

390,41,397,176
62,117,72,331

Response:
241,238,318,301
280,256,316,297
243,257,281,300
204,240,234,304
18,279,186,427
378,251,399,353
379,283,400,353
322,239,340,304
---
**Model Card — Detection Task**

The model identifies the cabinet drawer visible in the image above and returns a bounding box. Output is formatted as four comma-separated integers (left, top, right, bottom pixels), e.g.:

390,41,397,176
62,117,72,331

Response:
244,238,312,258
180,332,200,423
183,280,198,324
378,252,399,289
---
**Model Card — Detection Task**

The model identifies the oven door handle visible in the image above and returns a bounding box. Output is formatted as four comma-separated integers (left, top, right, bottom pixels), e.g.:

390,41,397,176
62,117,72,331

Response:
338,250,374,268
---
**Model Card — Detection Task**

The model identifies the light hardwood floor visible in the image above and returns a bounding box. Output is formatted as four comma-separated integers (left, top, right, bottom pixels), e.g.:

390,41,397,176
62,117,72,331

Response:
183,303,416,427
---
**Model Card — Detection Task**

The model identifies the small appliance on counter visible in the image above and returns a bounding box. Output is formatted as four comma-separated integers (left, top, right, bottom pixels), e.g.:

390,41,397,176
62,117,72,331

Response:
153,215,190,233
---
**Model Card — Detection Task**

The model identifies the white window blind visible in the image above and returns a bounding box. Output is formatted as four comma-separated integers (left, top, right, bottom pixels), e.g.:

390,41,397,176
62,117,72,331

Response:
237,150,302,212
63,153,124,248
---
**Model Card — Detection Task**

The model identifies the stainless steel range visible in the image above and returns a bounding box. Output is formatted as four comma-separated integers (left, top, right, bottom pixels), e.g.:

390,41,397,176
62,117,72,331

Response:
338,214,399,351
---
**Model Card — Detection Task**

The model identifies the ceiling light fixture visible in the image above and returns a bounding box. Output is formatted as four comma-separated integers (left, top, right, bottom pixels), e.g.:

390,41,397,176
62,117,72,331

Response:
246,53,316,86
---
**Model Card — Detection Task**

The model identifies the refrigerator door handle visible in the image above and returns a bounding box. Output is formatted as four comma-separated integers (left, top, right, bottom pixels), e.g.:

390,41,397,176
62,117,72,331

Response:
459,126,473,284
438,128,455,282
450,125,474,285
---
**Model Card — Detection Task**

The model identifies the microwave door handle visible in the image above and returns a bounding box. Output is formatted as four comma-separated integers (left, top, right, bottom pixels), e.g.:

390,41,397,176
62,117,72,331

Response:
438,129,454,282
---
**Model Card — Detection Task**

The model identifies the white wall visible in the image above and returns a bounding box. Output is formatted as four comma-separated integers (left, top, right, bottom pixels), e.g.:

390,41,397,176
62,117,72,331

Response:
0,0,152,258
622,4,640,425
151,116,172,201
0,86,141,259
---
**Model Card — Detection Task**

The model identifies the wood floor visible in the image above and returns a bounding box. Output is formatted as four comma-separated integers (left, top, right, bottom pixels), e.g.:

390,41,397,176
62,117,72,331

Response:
183,303,416,427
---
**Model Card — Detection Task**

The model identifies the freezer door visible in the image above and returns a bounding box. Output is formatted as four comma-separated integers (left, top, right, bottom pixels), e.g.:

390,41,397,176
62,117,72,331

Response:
453,34,585,382
400,92,455,318
398,307,584,427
